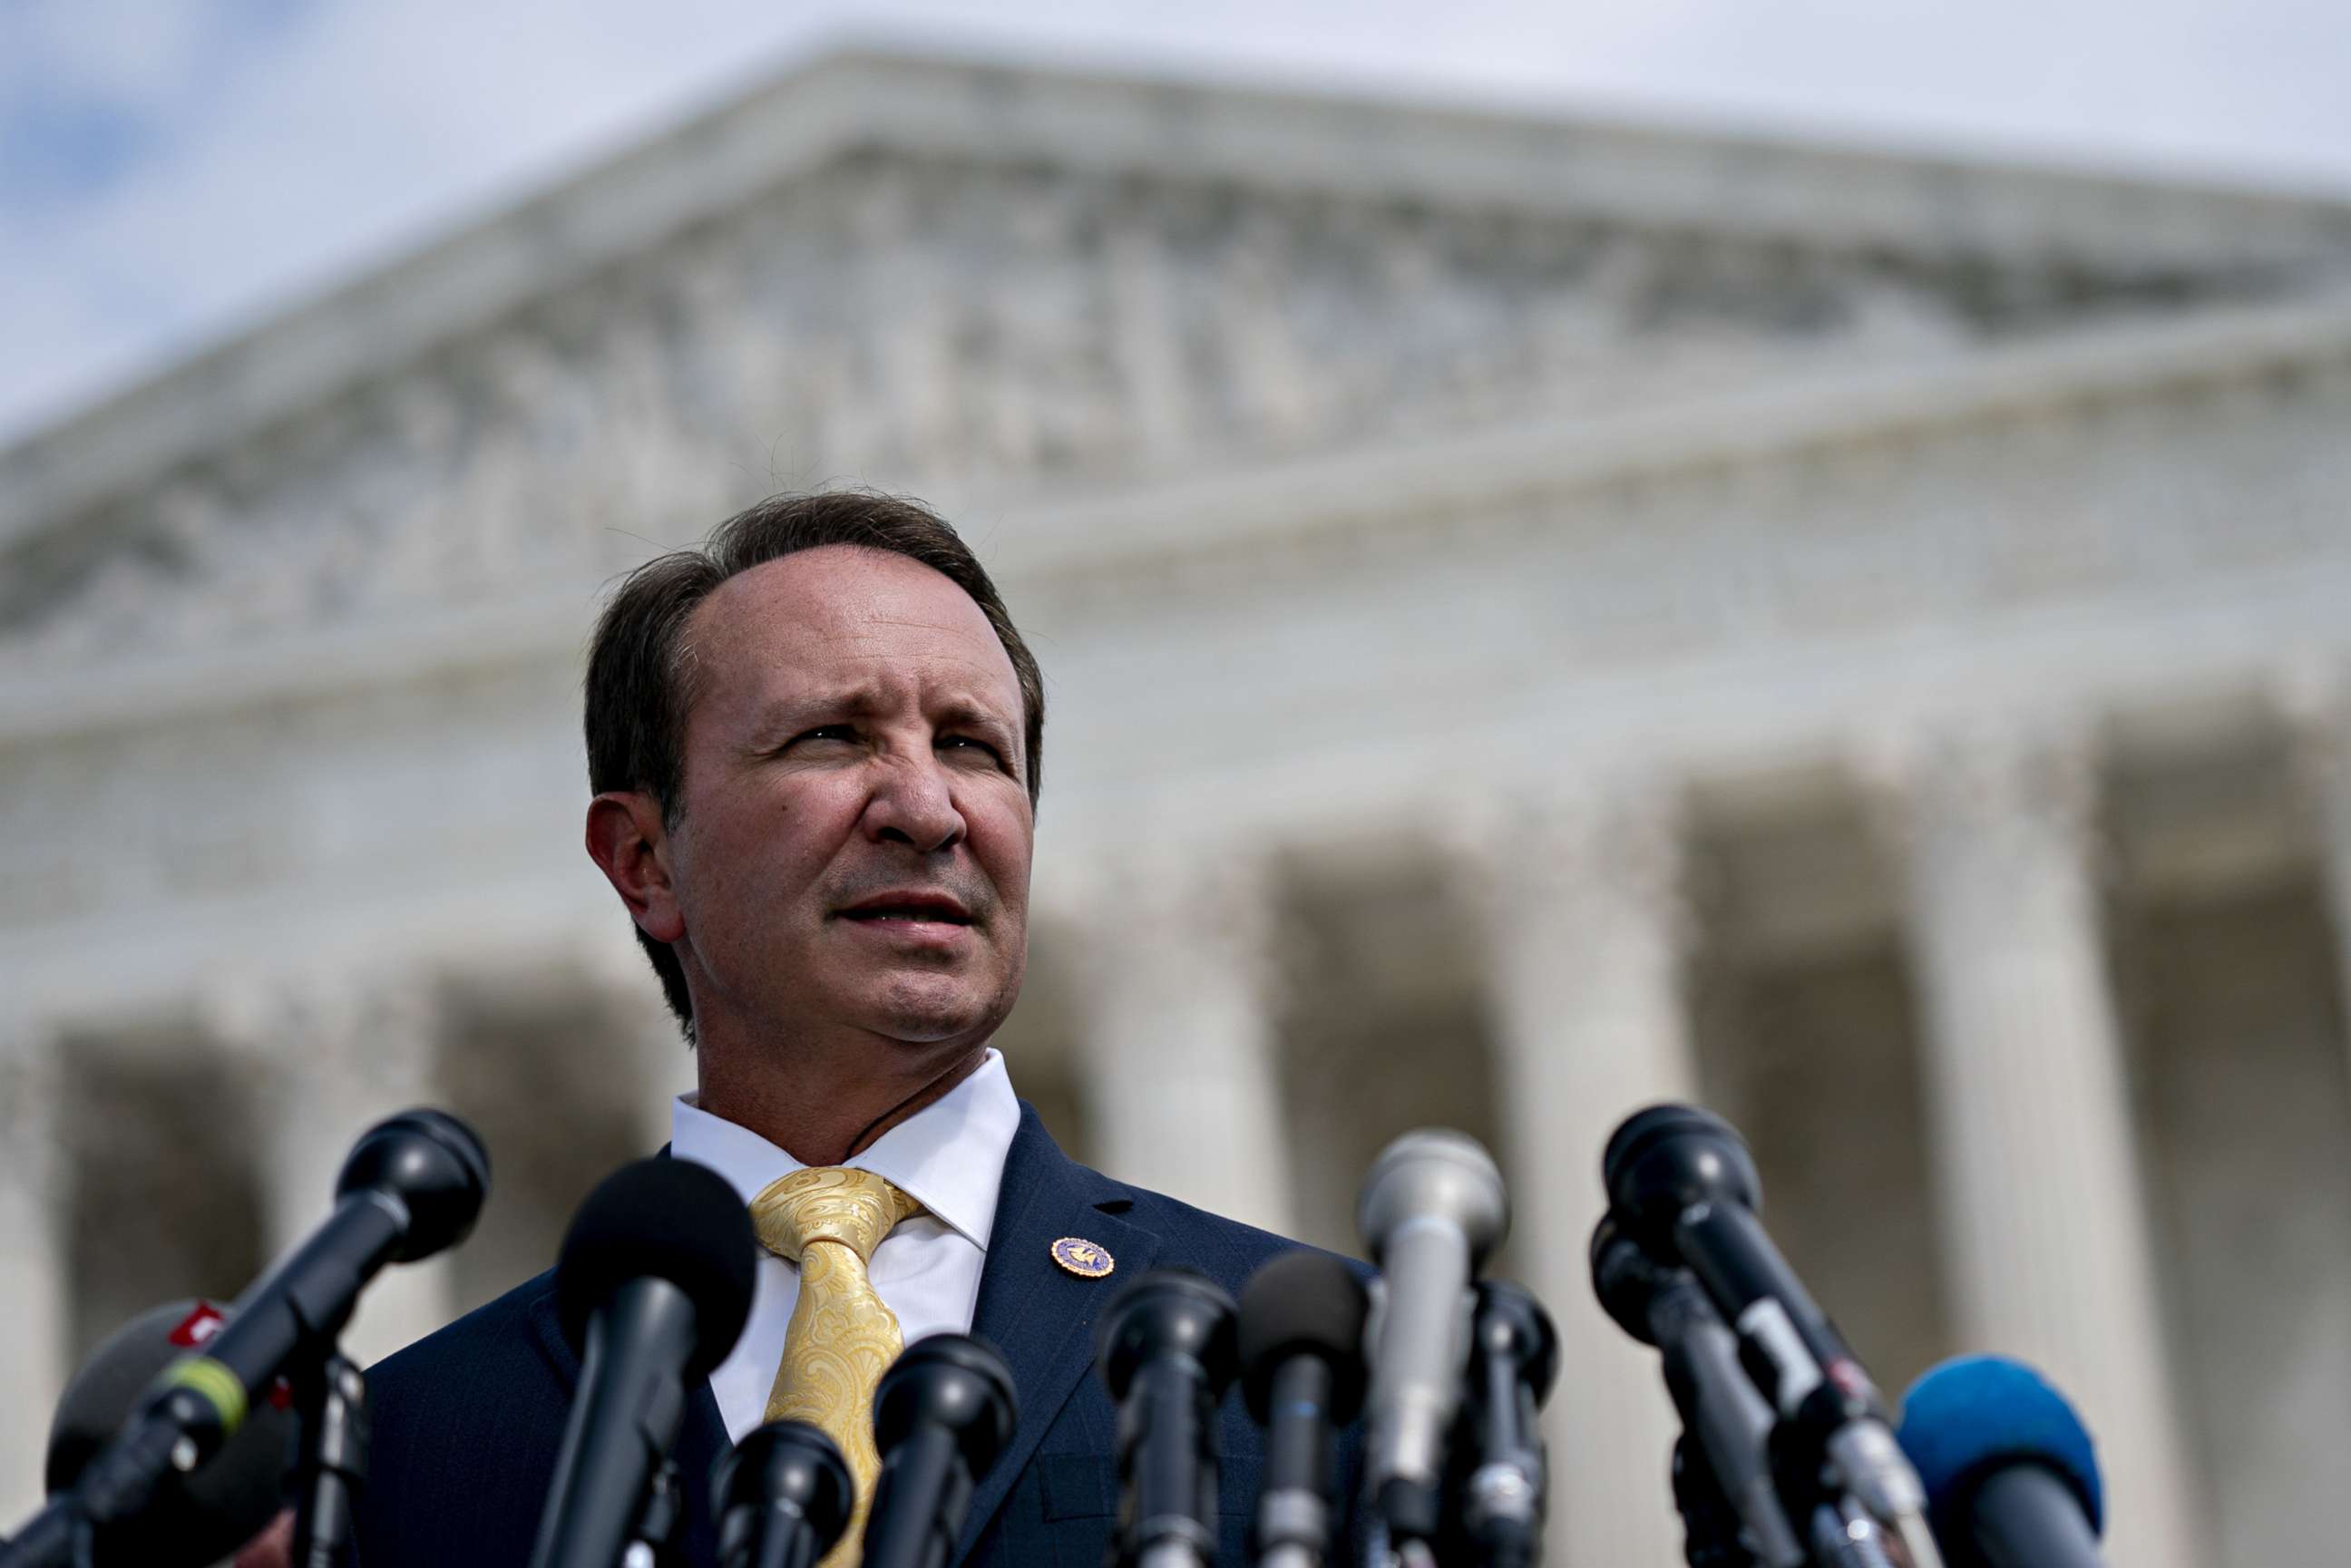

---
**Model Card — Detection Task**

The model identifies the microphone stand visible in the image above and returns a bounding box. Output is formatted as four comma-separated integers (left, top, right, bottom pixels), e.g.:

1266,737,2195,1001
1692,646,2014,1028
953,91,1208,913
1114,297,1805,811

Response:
1803,1497,1902,1568
623,1457,687,1568
0,1512,93,1568
1763,1416,1916,1568
5,1339,365,1568
289,1349,369,1568
1672,1435,1764,1568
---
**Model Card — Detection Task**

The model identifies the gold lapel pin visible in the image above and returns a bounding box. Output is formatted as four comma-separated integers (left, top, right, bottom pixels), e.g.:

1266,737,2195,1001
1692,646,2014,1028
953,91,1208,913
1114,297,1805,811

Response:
1050,1236,1116,1278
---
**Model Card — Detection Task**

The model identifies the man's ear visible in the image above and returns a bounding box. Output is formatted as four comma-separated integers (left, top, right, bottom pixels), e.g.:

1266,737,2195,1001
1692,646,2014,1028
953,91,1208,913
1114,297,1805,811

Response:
585,792,687,943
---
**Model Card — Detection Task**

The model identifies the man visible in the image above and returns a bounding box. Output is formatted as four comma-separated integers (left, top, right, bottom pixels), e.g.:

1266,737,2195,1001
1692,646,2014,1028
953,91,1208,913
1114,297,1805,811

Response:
355,492,1348,1566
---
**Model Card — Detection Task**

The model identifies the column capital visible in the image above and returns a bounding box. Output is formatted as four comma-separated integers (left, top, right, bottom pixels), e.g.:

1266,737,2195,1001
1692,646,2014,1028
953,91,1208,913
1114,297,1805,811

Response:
551,926,687,1033
1855,709,2104,870
1439,773,1689,953
546,926,696,1144
199,967,445,1104
1059,840,1285,1006
199,962,441,1038
2271,655,2351,805
2268,652,2350,735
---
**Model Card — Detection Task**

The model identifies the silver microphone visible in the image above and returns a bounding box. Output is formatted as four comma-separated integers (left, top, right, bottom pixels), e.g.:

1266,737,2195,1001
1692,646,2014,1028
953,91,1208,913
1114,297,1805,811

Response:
1354,1128,1510,1547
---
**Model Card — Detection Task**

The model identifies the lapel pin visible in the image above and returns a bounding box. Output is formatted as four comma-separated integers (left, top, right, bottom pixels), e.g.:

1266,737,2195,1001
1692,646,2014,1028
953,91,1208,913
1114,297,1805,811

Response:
1050,1236,1116,1279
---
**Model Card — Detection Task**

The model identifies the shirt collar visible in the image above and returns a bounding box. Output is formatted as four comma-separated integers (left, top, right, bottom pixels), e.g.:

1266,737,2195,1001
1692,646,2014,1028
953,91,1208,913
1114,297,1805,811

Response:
668,1047,1019,1251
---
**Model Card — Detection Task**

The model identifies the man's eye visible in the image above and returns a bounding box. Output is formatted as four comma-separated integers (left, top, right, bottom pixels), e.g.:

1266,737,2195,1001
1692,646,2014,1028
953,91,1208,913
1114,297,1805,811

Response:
793,725,857,745
941,735,1003,761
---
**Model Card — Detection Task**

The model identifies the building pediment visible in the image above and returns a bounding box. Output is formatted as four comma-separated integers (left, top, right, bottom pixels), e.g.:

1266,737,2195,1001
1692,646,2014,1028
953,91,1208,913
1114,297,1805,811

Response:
3,48,2348,681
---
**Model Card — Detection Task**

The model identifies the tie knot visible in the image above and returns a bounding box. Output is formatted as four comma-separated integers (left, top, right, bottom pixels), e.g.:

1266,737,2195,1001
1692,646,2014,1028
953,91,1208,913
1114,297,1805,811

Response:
749,1166,921,1264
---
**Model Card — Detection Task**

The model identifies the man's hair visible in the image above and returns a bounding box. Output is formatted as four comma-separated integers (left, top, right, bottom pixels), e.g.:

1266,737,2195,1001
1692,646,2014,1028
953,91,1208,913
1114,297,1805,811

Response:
583,490,1045,1042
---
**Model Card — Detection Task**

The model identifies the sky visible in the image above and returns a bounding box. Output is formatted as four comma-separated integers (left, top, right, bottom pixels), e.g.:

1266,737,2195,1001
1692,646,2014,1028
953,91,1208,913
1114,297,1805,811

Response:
4,0,2350,447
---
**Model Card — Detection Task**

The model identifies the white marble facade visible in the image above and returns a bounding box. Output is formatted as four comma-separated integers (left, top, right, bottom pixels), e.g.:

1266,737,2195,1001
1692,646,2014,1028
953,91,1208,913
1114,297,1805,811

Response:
5,49,2351,1567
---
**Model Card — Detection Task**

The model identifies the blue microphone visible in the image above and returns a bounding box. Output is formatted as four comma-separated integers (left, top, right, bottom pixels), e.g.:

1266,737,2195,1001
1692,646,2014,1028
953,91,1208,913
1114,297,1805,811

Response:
1897,1356,2104,1568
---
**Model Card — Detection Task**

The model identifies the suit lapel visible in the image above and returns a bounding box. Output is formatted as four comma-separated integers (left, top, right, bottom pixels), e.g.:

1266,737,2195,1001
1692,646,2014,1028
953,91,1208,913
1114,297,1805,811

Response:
956,1105,1158,1559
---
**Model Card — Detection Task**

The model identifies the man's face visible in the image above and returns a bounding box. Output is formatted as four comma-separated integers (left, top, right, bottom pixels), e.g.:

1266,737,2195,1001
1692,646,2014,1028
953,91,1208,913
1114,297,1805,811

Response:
660,545,1033,1055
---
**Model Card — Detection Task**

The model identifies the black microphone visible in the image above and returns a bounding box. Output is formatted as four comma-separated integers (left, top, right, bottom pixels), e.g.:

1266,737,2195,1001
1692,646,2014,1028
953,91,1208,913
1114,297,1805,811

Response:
1603,1105,1939,1567
43,1300,303,1568
1354,1129,1509,1549
1590,1216,1805,1568
1097,1269,1242,1568
860,1335,1019,1568
713,1420,853,1568
1,1109,488,1568
1236,1251,1368,1568
1897,1357,2105,1568
1450,1281,1556,1568
527,1157,756,1568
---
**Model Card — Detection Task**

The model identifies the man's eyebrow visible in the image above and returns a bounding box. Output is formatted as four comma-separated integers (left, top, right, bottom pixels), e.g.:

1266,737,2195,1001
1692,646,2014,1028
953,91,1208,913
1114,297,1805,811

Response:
747,687,883,741
934,696,1017,735
746,689,1018,744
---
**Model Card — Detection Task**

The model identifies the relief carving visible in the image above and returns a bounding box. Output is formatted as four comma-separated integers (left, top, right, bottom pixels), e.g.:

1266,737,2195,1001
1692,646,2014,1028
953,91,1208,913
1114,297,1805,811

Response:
2,150,2268,675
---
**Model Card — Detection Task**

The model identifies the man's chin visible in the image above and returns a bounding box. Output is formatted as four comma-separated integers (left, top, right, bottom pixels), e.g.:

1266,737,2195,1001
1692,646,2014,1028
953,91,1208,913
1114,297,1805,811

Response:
857,977,1010,1049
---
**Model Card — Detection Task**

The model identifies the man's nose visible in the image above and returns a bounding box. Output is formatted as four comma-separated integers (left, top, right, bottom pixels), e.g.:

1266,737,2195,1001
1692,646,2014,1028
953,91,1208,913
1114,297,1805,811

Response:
863,752,966,852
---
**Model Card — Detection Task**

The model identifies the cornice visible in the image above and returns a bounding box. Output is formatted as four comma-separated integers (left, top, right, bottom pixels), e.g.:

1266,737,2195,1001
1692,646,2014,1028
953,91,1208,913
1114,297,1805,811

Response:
5,48,2349,552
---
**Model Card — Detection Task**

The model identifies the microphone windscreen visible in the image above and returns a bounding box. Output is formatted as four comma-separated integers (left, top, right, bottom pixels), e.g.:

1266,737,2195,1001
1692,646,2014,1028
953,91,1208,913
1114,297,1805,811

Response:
1600,1103,1761,1222
46,1300,298,1563
337,1107,492,1261
1601,1105,1719,1194
1236,1251,1369,1424
1354,1128,1509,1263
555,1157,756,1378
1897,1355,2104,1535
1096,1269,1239,1404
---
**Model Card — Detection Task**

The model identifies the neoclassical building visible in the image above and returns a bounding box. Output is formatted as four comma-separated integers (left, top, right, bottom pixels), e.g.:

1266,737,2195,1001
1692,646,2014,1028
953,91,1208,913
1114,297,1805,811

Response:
5,49,2351,1567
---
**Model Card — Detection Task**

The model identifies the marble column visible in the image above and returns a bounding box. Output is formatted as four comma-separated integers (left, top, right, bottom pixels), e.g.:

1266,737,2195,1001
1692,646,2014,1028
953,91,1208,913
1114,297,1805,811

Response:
1071,848,1297,1237
568,935,698,1158
0,1016,68,1520
620,990,697,1159
2284,674,2351,1111
1459,783,1698,1568
206,972,459,1369
1876,722,2198,1568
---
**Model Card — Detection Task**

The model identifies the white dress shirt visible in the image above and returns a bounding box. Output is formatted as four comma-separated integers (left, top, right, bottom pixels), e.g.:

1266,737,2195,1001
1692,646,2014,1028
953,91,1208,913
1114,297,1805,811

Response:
670,1047,1023,1444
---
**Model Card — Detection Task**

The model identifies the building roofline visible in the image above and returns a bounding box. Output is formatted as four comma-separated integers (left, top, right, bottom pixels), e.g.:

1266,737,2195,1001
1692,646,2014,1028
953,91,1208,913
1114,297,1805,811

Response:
6,47,2351,550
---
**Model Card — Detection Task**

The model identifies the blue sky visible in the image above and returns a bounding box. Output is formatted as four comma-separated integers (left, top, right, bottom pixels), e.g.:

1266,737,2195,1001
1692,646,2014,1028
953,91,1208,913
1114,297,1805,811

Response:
5,0,2350,446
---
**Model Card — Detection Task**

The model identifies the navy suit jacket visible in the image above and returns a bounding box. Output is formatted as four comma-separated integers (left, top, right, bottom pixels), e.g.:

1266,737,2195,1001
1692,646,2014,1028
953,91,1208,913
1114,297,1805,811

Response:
358,1105,1361,1567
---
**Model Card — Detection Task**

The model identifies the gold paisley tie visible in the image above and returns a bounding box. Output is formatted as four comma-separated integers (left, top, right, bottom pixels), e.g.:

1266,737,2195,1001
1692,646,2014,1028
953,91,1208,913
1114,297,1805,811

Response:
749,1166,924,1566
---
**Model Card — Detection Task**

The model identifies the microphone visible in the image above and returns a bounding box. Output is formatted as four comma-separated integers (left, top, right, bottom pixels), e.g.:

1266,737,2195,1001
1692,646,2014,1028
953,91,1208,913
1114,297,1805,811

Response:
713,1420,853,1568
1670,1435,1762,1568
1451,1281,1556,1568
1603,1105,1940,1568
860,1335,1019,1568
527,1157,756,1568
43,1300,302,1567
1354,1128,1508,1547
1590,1216,1805,1568
1236,1251,1368,1568
1897,1357,2105,1568
1096,1269,1242,1568
1,1109,488,1568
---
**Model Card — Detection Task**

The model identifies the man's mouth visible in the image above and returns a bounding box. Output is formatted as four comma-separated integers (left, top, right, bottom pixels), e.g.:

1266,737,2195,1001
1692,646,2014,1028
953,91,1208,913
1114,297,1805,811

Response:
836,894,975,926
